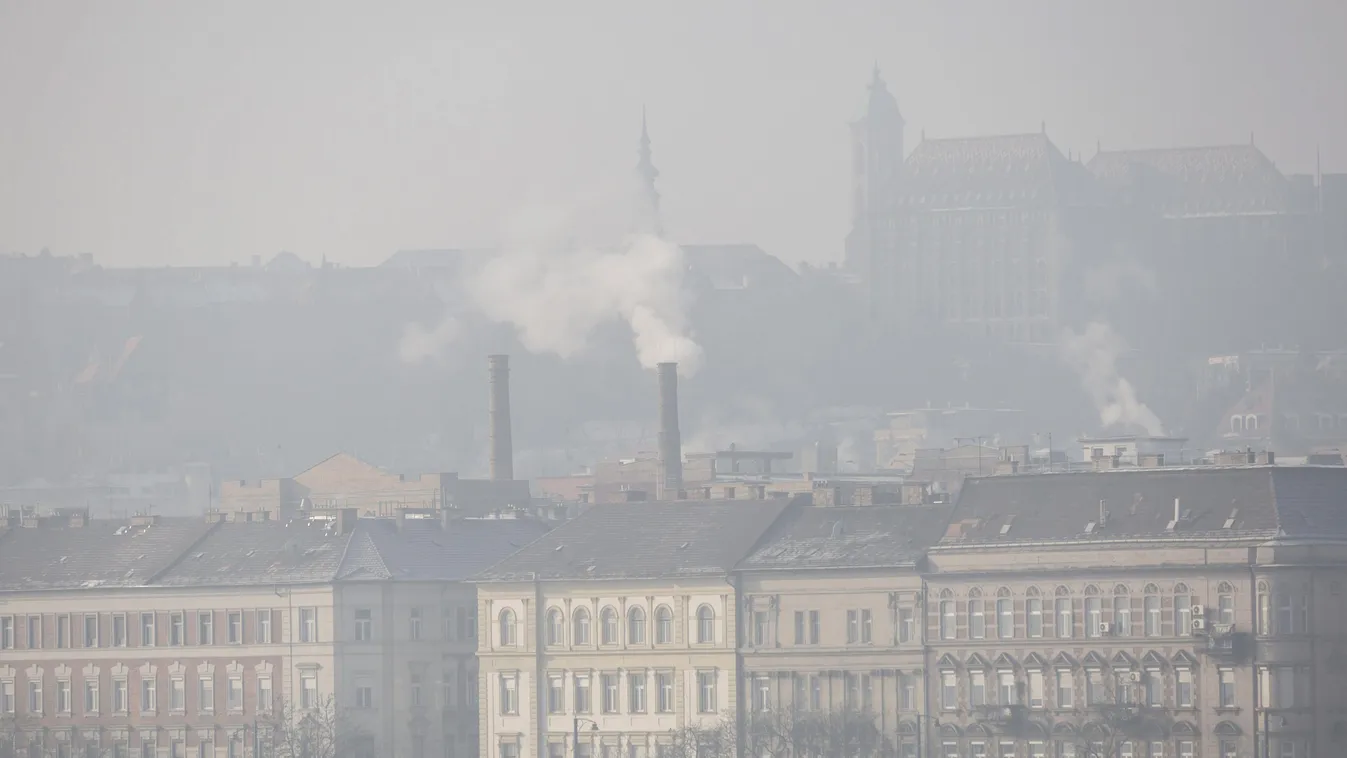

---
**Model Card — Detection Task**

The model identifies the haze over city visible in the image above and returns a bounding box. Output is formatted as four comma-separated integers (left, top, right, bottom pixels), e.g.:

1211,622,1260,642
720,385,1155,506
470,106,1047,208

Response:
4,4,1347,758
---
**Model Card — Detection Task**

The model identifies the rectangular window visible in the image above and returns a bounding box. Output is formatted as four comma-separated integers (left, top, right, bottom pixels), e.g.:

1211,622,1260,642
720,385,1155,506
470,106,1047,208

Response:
28,680,42,714
85,679,99,713
940,601,956,640
794,611,805,644
443,671,456,709
57,614,70,648
140,677,155,713
941,671,957,710
1055,670,1073,708
970,600,986,639
0,616,11,649
861,609,872,643
1056,598,1072,638
969,671,986,707
548,675,564,714
197,611,213,645
601,673,619,713
1177,741,1194,758
899,672,916,711
1218,668,1236,707
170,613,184,646
300,608,316,642
1276,593,1294,635
752,675,770,712
28,615,42,649
500,744,519,758
170,678,185,711
410,607,423,641
1086,670,1103,706
198,676,214,713
628,673,646,713
1085,598,1102,637
808,611,820,644
227,612,242,644
113,679,128,713
1,681,12,714
227,676,242,712
752,610,768,646
1176,668,1193,707
113,614,127,647
257,610,272,644
847,610,859,643
57,680,71,713
697,671,717,713
355,609,373,641
410,673,423,706
899,606,915,643
141,613,156,646
84,614,99,647
1114,596,1131,636
1145,596,1160,636
257,676,273,713
1218,594,1235,625
1175,595,1191,635
998,671,1016,705
997,599,1013,639
809,674,822,711
575,674,591,713
1145,669,1161,707
1027,598,1042,638
301,674,318,710
1028,670,1044,708
656,672,673,713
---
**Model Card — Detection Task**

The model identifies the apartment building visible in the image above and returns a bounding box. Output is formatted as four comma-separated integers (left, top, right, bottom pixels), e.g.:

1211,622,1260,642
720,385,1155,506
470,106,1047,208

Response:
471,501,790,758
735,504,955,757
0,508,547,758
921,467,1347,758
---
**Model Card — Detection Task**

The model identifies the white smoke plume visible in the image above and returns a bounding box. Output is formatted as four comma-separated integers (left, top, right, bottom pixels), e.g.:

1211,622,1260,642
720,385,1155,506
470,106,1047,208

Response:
1059,322,1165,436
398,315,462,364
469,205,703,375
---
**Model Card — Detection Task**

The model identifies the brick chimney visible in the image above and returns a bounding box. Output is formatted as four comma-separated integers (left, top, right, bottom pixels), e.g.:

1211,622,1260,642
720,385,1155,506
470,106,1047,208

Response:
656,362,683,500
488,354,514,481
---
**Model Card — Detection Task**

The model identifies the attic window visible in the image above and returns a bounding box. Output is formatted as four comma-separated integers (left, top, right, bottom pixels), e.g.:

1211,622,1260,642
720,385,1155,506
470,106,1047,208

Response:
999,516,1016,536
1223,509,1238,530
1083,521,1096,534
678,542,690,550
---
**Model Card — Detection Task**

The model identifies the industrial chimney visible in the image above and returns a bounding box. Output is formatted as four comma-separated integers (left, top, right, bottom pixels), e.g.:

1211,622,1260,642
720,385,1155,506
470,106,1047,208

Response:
488,355,514,481
656,362,683,500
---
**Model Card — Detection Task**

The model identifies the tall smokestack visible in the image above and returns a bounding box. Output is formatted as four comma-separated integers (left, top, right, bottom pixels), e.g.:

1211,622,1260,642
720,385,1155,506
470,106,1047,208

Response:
488,355,514,481
656,362,683,500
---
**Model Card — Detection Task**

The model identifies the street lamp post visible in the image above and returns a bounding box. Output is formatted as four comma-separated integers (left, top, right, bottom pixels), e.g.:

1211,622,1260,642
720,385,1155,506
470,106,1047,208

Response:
912,713,940,758
574,717,599,758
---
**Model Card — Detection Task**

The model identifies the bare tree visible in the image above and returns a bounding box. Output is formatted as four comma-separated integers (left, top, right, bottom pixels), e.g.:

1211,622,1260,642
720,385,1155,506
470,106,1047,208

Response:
743,707,894,758
660,716,739,758
260,695,374,758
1067,689,1170,758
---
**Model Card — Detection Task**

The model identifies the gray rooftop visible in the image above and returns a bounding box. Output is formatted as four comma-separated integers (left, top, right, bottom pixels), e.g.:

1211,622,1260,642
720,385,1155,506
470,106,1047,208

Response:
739,504,955,571
474,500,794,582
0,515,549,592
939,466,1347,547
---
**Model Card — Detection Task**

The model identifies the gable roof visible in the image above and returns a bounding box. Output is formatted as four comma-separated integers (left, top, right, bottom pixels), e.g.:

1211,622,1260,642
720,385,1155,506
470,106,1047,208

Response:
473,500,792,582
937,466,1347,547
0,517,213,592
897,133,1095,210
738,504,954,570
1088,144,1290,217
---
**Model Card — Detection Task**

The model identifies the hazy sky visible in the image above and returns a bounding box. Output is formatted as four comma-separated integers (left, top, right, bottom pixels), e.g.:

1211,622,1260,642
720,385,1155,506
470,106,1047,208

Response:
2,0,1343,268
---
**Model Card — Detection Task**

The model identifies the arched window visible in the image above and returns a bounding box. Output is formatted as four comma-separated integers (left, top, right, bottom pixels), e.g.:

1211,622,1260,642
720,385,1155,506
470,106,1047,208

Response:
498,608,516,647
1173,584,1192,635
968,588,986,640
1231,415,1245,433
1084,585,1102,638
995,588,1014,639
573,607,591,645
546,608,564,646
1026,588,1043,639
1246,414,1259,431
1054,586,1072,640
1217,582,1236,625
1113,584,1132,637
1143,585,1161,637
655,605,673,644
627,606,646,645
696,605,715,644
1257,581,1272,636
939,589,956,641
600,607,619,645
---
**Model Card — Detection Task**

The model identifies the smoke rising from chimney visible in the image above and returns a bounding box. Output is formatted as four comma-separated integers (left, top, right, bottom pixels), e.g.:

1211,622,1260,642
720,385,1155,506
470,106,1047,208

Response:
1059,321,1165,436
471,208,703,375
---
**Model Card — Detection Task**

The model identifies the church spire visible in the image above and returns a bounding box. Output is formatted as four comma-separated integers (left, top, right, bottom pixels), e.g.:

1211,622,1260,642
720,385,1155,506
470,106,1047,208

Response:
636,106,663,236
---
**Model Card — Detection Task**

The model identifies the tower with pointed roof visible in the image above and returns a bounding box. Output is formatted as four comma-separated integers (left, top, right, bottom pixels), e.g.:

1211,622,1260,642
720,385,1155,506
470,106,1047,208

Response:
635,107,663,236
845,66,906,305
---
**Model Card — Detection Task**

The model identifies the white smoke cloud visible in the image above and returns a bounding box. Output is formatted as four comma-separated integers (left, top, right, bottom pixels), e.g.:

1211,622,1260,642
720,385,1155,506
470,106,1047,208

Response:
398,315,462,364
1059,322,1165,436
469,205,703,375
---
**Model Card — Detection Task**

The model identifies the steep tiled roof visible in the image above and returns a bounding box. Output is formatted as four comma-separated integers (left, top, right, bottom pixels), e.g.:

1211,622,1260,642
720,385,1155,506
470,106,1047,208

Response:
346,517,550,582
0,517,213,591
939,466,1347,548
897,133,1093,210
474,500,792,582
738,504,955,570
1087,145,1289,216
152,520,351,587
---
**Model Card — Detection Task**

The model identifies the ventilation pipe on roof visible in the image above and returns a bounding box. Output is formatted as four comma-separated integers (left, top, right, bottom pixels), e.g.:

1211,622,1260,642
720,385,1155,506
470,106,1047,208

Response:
656,362,684,501
488,354,514,482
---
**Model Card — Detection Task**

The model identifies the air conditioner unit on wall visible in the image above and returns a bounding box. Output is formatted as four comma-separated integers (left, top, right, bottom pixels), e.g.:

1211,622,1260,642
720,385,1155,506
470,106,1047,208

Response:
1191,617,1207,633
1191,604,1206,618
1097,622,1112,636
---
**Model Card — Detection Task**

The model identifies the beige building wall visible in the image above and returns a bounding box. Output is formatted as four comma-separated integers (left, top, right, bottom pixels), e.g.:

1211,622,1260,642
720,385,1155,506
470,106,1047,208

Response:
476,580,739,758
